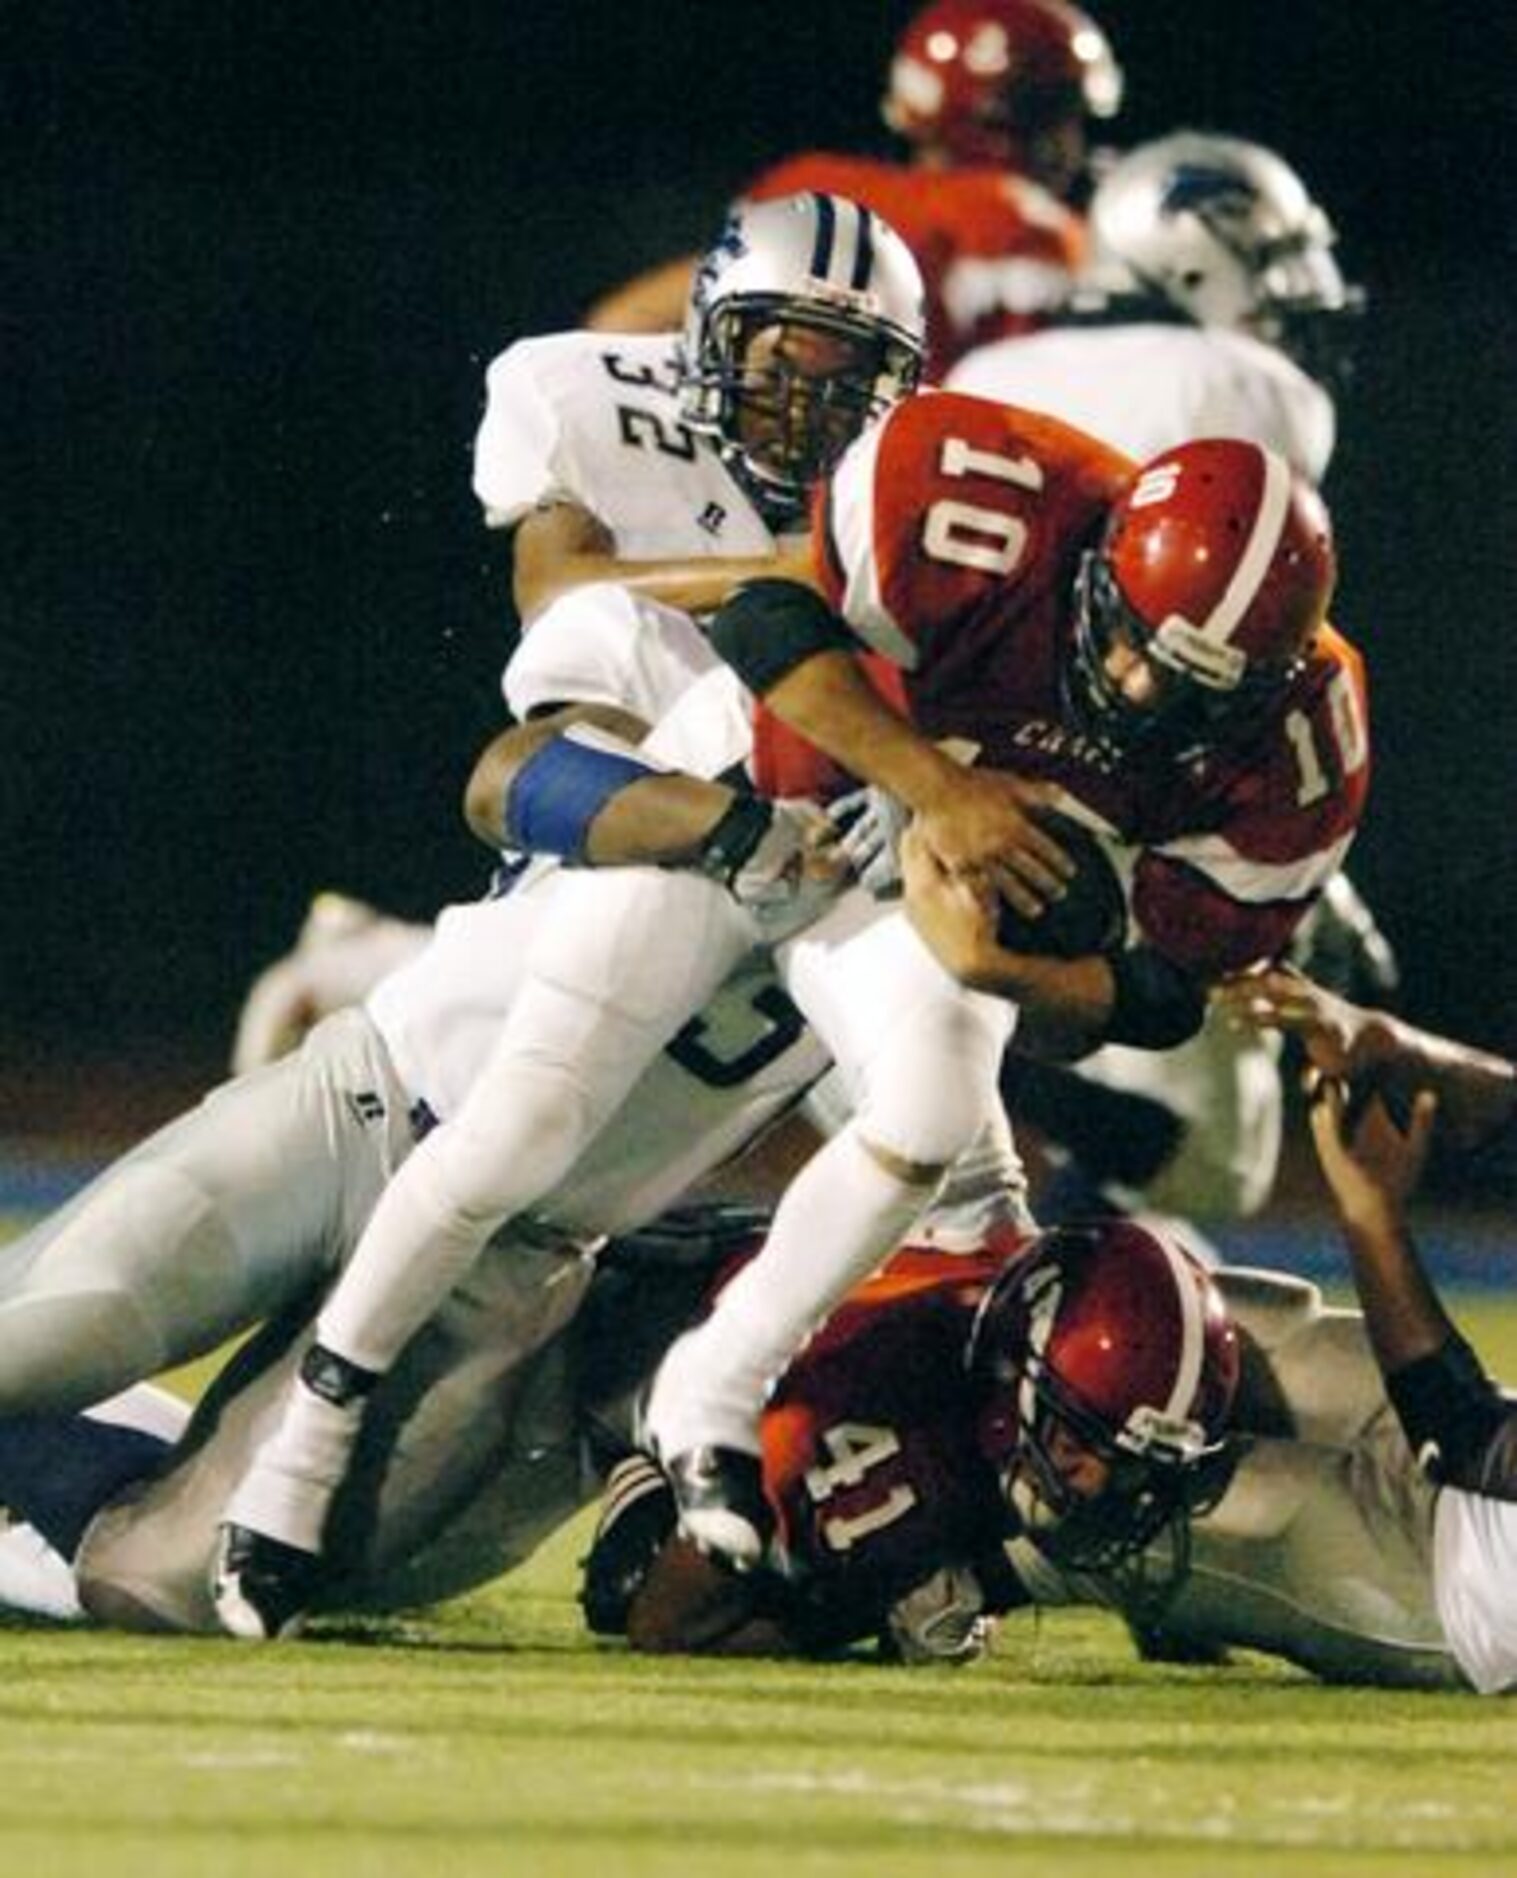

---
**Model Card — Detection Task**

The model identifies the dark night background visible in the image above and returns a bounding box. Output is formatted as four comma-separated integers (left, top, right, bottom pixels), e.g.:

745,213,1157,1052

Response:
4,1,1514,1111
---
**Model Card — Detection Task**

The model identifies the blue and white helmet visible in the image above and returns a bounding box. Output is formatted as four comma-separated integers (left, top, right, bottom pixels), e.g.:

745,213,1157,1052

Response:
678,192,927,518
1083,131,1364,384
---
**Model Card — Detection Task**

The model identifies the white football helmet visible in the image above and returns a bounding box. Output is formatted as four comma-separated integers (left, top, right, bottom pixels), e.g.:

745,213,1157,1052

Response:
679,192,927,520
1081,131,1363,382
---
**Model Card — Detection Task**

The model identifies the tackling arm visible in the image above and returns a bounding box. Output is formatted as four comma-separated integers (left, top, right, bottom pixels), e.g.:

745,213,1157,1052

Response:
511,502,822,629
464,706,724,864
712,583,1074,909
464,709,844,915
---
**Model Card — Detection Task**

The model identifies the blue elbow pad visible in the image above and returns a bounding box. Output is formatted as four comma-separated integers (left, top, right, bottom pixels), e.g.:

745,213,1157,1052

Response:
504,726,664,863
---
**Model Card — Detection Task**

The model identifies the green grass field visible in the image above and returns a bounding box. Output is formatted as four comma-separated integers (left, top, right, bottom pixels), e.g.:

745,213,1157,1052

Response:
3,1293,1516,1876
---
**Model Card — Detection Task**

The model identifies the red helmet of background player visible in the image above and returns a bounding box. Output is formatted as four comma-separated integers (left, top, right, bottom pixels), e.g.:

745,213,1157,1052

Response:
966,1219,1240,1571
1067,437,1337,758
883,0,1123,177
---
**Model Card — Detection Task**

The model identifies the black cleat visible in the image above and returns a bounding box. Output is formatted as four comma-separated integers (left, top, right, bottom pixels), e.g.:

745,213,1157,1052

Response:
1126,1616,1232,1666
661,1446,773,1572
211,1522,321,1640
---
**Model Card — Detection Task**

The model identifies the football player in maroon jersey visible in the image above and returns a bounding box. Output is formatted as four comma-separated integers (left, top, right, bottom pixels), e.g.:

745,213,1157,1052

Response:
647,409,1368,1564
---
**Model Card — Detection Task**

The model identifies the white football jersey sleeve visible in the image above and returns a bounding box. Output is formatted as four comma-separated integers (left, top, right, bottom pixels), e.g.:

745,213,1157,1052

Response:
502,584,721,725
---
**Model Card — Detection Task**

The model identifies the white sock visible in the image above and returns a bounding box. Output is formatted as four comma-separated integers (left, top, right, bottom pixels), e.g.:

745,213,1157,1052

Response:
0,1519,83,1622
647,1125,937,1456
222,1379,365,1553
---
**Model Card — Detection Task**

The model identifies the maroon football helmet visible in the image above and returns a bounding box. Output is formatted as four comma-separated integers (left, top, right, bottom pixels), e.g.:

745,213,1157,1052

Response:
1067,438,1336,758
883,0,1122,180
966,1219,1240,1570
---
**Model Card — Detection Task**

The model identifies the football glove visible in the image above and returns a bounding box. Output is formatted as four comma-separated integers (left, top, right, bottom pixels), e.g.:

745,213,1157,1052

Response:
883,1563,995,1666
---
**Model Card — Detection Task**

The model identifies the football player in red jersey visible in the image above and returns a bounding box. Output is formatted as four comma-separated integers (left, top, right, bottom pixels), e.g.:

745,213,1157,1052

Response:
588,1217,1239,1660
212,400,1368,1611
587,0,1121,375
645,407,1369,1563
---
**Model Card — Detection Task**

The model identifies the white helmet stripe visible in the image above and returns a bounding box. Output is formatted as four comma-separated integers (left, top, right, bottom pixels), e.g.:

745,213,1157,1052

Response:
1156,1232,1206,1419
1195,445,1293,645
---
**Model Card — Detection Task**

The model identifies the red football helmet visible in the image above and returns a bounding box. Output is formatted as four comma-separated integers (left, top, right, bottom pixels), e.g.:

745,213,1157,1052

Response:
883,0,1123,177
1067,438,1336,758
966,1219,1240,1571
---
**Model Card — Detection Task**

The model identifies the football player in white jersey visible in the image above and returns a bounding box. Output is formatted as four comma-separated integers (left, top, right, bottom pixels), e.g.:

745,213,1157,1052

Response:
1225,967,1516,1693
947,130,1359,478
943,130,1382,1251
230,188,928,1071
0,193,936,1593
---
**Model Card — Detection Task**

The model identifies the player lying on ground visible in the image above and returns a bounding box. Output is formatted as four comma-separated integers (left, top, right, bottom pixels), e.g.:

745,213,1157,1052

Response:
0,1205,1470,1688
1223,966,1517,1693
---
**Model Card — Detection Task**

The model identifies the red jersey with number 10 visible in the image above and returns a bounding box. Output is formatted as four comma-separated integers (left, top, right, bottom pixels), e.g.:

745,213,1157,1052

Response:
762,391,1370,976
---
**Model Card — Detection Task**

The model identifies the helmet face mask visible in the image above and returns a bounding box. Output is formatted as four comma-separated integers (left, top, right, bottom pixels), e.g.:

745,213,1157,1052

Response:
679,195,926,521
998,1363,1227,1572
691,302,920,504
967,1222,1240,1573
1066,549,1301,760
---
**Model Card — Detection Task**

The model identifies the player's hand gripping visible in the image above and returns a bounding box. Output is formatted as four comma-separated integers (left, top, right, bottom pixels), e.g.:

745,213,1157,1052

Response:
1217,964,1385,1080
912,768,1074,919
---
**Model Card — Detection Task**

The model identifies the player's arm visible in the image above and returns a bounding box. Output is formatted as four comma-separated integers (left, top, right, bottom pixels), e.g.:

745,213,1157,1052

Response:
512,501,822,628
464,710,842,901
899,825,1204,1060
711,583,1074,913
1222,967,1517,1156
579,1457,808,1656
1307,1077,1517,1492
625,1537,806,1657
583,253,700,335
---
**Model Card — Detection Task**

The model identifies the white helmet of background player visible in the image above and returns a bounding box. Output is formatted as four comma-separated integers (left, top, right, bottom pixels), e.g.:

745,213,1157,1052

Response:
679,192,927,522
1081,131,1364,385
